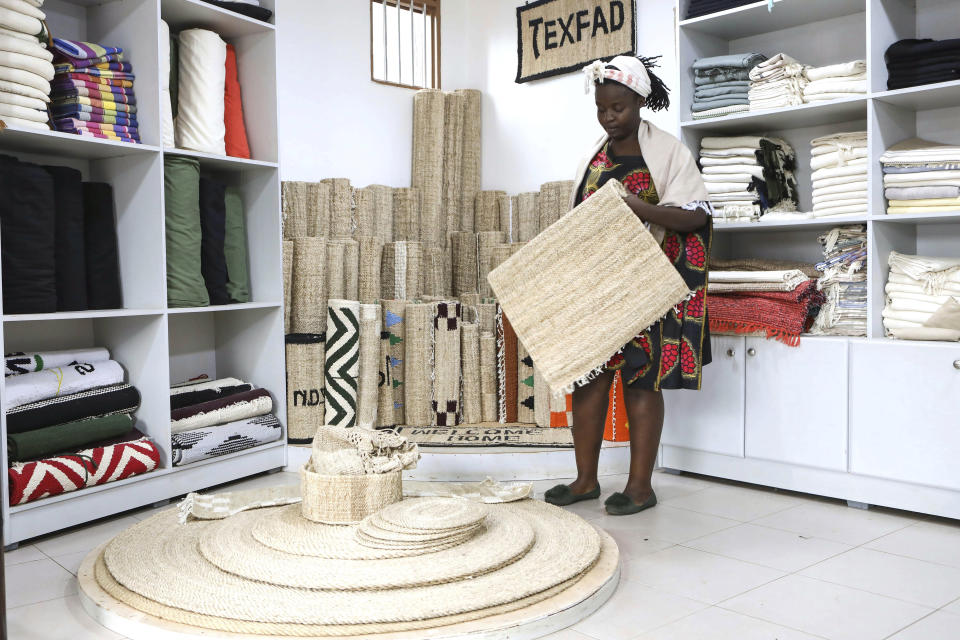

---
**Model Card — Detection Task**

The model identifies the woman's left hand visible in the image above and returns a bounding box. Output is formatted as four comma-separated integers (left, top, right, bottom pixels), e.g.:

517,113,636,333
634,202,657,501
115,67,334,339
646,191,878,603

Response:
622,194,647,221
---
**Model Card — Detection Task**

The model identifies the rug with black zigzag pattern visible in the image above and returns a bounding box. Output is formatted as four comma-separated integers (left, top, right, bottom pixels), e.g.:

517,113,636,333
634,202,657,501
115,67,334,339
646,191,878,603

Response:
324,299,360,429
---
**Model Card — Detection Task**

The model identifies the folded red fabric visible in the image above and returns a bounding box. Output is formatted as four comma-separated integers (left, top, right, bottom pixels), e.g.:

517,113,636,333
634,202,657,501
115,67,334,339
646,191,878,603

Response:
224,44,250,159
708,280,826,346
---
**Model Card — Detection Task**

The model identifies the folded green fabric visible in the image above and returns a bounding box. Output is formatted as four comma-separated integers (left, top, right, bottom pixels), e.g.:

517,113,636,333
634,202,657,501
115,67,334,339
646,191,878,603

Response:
224,185,250,303
164,155,209,307
7,413,134,462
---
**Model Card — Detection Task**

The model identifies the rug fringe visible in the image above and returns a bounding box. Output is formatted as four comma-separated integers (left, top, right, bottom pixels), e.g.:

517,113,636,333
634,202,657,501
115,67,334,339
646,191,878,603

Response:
709,319,802,347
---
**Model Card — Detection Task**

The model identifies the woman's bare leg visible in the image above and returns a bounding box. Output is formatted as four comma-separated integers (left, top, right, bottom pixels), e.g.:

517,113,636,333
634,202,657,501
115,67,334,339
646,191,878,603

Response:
567,370,616,494
620,386,665,503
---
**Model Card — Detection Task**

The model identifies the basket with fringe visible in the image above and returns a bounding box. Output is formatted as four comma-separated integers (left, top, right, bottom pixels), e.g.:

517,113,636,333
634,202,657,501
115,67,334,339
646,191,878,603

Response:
300,466,402,524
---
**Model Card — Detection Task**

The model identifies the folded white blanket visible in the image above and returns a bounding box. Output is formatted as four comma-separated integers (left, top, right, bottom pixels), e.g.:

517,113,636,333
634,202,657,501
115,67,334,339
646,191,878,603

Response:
705,182,752,194
0,6,40,35
0,63,48,94
882,306,932,324
888,197,960,208
813,192,868,206
806,60,866,82
699,155,759,166
160,19,175,149
702,164,765,178
885,287,954,306
5,360,125,409
812,161,868,182
702,172,754,184
888,271,960,292
813,198,868,210
888,205,960,214
887,297,945,314
4,347,111,377
883,169,960,185
803,78,867,96
811,132,867,154
806,93,867,102
813,181,868,197
707,193,756,201
883,318,924,331
890,326,960,341
0,100,45,122
691,104,750,120
701,136,765,150
810,148,868,170
811,204,868,217
711,269,808,285
700,147,763,158
0,33,50,61
889,253,960,295
0,0,44,20
0,76,45,101
0,88,42,109
171,393,273,434
813,173,869,189
881,138,960,164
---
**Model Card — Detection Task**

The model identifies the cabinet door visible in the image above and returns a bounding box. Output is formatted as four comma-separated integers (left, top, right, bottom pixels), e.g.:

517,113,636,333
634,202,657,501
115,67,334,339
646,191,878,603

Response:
850,342,960,491
663,335,745,457
745,338,848,470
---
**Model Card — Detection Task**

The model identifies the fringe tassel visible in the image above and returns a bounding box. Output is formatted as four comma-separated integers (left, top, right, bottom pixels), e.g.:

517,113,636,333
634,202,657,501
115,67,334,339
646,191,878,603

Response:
709,319,802,347
177,493,197,525
495,306,506,423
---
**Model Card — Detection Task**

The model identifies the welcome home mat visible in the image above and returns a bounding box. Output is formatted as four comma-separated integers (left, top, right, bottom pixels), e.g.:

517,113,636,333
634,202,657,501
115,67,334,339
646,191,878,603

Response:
396,425,574,448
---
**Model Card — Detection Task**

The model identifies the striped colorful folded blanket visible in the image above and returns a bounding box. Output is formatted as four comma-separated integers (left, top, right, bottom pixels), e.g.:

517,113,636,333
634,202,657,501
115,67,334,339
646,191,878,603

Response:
52,110,138,127
51,77,133,94
55,61,132,74
53,122,140,143
53,95,137,113
51,82,136,104
55,118,139,136
59,72,133,88
61,67,134,80
51,38,124,69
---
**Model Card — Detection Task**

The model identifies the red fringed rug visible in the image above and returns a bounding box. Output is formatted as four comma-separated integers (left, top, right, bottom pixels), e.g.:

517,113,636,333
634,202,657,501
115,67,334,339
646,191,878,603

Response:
709,280,826,346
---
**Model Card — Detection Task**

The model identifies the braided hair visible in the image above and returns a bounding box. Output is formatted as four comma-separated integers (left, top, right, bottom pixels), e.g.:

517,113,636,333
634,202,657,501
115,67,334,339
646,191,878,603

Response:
600,55,671,112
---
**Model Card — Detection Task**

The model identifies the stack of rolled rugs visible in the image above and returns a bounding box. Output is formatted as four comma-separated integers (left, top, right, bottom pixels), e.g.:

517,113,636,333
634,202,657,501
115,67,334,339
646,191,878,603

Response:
691,53,764,120
0,0,51,130
810,131,868,218
0,157,123,314
748,53,808,111
163,156,251,307
881,138,960,215
170,376,281,466
4,348,160,506
707,263,825,346
885,38,960,90
50,38,139,143
810,225,867,336
803,60,867,103
166,24,251,158
699,135,799,222
882,251,960,342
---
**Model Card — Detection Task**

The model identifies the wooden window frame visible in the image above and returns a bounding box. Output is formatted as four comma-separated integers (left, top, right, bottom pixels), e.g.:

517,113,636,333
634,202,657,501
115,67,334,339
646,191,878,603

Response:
370,0,441,90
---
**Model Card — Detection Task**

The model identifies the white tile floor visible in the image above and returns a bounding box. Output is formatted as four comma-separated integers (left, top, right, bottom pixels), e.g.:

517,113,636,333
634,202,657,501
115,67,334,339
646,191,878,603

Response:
5,469,960,640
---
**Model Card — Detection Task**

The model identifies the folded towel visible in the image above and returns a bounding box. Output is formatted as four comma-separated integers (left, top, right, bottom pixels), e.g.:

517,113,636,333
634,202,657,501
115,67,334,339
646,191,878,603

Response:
59,72,132,88
51,38,123,68
885,186,960,200
0,5,41,37
694,69,751,85
691,104,749,120
693,52,766,71
5,360,125,409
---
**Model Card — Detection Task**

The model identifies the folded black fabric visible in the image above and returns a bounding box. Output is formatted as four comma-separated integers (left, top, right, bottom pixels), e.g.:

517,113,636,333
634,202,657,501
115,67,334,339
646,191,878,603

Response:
686,0,757,19
6,383,141,434
199,178,230,305
0,155,57,314
887,54,960,70
8,413,134,462
888,61,960,77
170,383,253,410
888,71,960,90
43,165,88,312
199,0,272,21
886,38,960,61
83,182,123,309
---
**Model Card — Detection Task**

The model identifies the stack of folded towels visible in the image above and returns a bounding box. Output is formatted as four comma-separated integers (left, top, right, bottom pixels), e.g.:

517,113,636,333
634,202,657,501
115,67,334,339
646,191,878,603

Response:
885,38,960,90
707,268,826,346
803,60,867,103
50,38,140,143
810,132,868,218
882,251,960,342
810,225,867,336
685,0,757,19
692,53,765,120
4,348,161,505
749,53,808,110
700,135,799,222
0,0,52,130
170,376,282,466
881,138,960,215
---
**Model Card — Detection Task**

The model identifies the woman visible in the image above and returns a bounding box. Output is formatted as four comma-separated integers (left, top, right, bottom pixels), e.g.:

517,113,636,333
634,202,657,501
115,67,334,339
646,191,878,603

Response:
544,55,713,516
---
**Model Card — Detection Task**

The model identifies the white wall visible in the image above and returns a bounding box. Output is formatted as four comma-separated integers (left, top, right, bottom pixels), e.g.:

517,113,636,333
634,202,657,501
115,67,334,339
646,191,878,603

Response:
277,0,679,194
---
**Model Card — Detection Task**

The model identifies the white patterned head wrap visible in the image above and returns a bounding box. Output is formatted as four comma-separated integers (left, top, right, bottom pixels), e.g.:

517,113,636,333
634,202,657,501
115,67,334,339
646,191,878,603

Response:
583,55,652,97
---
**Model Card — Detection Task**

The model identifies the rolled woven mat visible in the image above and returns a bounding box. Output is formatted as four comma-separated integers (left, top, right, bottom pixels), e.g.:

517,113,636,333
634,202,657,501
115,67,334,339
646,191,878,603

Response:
325,299,361,429
355,185,393,242
374,184,394,244
488,179,691,394
381,241,424,301
7,413,133,462
479,332,497,422
422,246,446,297
6,382,140,435
460,322,482,425
285,335,325,445
517,340,535,423
405,241,424,300
281,181,309,238
533,366,550,427
514,192,539,242
479,302,498,335
324,238,346,300
433,302,462,425
172,414,282,466
290,236,326,334
475,190,506,233
412,90,445,248
279,243,291,328
537,181,560,235
442,91,465,242
460,293,481,317
477,231,506,298
378,299,406,426
452,231,478,295
357,236,383,304
322,178,353,238
310,181,331,238
499,193,514,241
490,245,514,274
171,388,272,434
356,303,382,428
404,303,435,426
392,187,420,242
344,239,359,300
457,88,482,231
497,310,519,423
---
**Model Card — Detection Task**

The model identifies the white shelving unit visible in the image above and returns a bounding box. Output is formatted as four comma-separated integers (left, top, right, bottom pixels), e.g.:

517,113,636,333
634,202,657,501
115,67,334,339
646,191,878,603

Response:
0,0,285,545
666,0,960,519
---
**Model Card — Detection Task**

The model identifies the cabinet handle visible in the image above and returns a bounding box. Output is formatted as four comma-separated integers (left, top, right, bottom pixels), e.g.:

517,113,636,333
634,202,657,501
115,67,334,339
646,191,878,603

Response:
747,348,757,357
954,360,960,370
726,348,735,357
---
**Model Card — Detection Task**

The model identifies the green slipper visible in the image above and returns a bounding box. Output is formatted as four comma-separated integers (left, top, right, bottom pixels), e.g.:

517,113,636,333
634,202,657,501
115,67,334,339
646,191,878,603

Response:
543,484,601,506
605,490,657,515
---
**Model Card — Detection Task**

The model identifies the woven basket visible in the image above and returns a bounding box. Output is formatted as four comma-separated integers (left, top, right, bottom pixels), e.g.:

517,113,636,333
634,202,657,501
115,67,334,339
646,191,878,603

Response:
300,465,402,524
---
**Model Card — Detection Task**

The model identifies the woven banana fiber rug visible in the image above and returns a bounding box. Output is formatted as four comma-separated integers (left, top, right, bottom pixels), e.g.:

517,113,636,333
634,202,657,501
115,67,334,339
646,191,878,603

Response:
488,179,691,394
497,310,519,423
377,300,406,428
412,90,444,248
392,187,420,242
460,322,482,425
357,236,383,304
285,335,325,445
442,91,464,241
452,231,478,295
404,303,435,427
281,181,309,238
533,366,550,428
477,231,506,298
381,241,423,301
475,190,505,233
396,425,573,448
356,304,381,428
458,88,482,232
324,300,360,429
479,332,498,423
517,341,535,424
322,178,353,238
290,237,326,335
324,239,346,300
432,302,462,426
281,240,293,333
514,192,539,242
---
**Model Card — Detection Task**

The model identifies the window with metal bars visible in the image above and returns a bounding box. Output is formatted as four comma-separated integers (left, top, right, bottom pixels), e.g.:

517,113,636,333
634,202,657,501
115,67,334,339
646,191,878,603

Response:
370,0,441,90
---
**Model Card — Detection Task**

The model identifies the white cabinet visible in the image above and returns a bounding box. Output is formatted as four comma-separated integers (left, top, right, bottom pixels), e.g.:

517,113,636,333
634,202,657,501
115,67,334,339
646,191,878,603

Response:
663,335,744,457
850,342,960,491
744,338,849,471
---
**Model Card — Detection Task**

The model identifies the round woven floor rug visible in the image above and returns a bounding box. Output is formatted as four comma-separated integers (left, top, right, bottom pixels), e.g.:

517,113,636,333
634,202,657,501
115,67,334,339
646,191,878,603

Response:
198,507,534,590
101,499,600,626
374,497,488,532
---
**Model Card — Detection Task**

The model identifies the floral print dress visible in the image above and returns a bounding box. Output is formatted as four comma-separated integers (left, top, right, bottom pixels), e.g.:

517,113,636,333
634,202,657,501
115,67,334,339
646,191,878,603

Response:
579,142,713,391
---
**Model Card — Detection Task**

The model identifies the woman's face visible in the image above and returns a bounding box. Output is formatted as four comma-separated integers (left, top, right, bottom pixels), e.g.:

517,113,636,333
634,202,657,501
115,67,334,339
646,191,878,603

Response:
595,81,644,141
